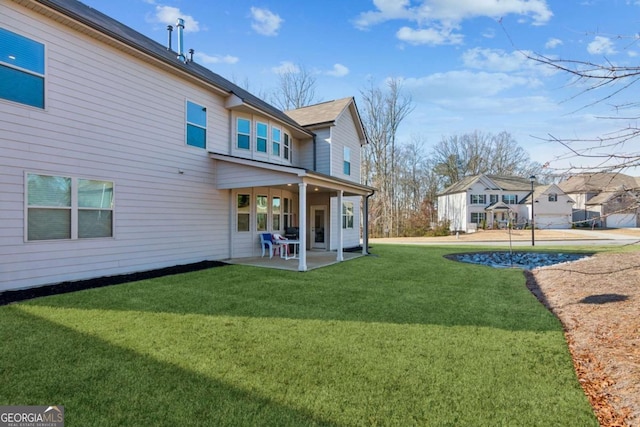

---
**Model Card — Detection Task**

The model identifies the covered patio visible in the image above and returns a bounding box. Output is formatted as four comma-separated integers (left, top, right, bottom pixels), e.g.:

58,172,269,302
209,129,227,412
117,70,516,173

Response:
226,250,365,271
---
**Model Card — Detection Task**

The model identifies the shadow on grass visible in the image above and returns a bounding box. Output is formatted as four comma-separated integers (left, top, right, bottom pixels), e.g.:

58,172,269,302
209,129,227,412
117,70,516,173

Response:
0,306,337,427
8,246,563,332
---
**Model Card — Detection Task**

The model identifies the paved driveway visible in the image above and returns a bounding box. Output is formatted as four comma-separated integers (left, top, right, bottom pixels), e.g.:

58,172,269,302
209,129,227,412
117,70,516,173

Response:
370,228,640,247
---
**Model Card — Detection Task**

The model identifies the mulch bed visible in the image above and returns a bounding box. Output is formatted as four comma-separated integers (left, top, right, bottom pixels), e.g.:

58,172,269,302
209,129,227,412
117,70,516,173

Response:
527,251,640,427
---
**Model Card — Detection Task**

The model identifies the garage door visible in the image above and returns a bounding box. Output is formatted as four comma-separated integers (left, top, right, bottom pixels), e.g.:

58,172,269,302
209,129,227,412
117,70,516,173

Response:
536,215,571,229
606,214,636,228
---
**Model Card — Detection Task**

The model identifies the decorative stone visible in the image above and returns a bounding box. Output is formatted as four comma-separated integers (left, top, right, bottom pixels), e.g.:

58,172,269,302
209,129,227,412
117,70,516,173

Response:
451,251,589,270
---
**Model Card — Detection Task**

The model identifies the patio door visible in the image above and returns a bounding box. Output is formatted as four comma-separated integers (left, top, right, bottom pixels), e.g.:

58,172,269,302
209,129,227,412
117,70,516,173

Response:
310,205,326,249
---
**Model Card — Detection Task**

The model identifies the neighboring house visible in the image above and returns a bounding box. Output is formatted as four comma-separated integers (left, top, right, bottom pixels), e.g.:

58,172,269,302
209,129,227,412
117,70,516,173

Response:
0,0,374,291
558,173,640,228
437,174,573,232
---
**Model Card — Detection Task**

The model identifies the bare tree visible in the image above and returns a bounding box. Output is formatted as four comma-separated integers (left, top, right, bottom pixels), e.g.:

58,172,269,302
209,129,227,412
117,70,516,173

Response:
431,131,543,188
271,64,321,110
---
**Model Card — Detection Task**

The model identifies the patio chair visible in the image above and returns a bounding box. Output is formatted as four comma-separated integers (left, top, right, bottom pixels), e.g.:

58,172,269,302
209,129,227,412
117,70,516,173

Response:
260,233,280,258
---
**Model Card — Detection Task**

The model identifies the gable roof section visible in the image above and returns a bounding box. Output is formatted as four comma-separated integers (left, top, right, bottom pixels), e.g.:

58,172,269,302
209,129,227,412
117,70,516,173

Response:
285,97,368,144
558,173,640,193
29,0,313,138
439,174,533,196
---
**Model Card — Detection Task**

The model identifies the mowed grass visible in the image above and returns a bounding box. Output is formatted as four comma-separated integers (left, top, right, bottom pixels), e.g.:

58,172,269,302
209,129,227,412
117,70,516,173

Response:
0,245,598,426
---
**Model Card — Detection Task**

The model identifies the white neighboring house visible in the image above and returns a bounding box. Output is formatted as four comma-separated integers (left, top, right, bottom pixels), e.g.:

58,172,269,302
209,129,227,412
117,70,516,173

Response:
437,175,573,232
0,0,374,291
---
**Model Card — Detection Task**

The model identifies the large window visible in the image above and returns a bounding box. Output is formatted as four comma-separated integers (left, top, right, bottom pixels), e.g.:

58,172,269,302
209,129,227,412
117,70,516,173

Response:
186,101,206,148
272,197,281,230
256,122,268,153
342,201,354,229
0,28,45,109
27,173,113,240
502,195,517,204
470,194,486,204
343,147,351,176
470,212,486,224
272,127,281,156
284,133,291,161
237,118,251,150
237,194,250,231
256,195,268,231
284,197,294,228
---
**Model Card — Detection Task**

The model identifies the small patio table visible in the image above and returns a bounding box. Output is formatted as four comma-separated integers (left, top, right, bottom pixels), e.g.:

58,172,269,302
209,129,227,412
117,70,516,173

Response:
280,240,300,260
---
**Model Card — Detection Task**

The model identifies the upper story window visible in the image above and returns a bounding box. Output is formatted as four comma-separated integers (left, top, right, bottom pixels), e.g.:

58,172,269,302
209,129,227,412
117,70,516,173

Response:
470,194,486,204
548,193,558,202
489,194,499,204
0,28,45,109
272,127,281,156
284,133,291,161
502,194,517,204
344,147,351,175
186,101,206,148
237,118,251,150
27,173,114,240
256,122,268,153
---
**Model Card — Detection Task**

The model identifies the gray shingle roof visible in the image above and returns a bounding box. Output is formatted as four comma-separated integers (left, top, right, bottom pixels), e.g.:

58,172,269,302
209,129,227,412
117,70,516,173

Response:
36,0,312,136
285,97,354,127
439,174,534,195
558,173,640,193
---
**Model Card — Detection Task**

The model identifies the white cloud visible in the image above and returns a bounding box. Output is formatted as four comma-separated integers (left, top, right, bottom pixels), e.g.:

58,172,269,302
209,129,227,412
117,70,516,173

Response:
587,36,617,55
195,52,239,65
396,26,464,45
250,7,283,36
354,0,552,46
545,38,563,49
326,63,349,77
271,61,299,74
150,5,200,32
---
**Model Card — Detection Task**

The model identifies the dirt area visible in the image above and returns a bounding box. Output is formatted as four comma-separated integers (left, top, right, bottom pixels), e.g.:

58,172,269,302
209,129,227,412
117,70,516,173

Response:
528,251,640,426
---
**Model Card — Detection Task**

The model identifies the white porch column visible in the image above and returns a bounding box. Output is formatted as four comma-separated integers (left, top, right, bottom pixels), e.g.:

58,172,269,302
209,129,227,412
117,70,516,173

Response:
298,182,307,271
336,190,344,261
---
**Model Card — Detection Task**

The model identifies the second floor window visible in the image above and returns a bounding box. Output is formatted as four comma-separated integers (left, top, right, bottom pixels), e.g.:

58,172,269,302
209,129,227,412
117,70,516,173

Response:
548,193,558,202
272,127,281,156
256,122,268,153
502,195,517,204
490,194,499,204
470,194,486,204
284,133,291,160
237,118,251,150
186,101,206,148
344,147,351,175
0,27,45,109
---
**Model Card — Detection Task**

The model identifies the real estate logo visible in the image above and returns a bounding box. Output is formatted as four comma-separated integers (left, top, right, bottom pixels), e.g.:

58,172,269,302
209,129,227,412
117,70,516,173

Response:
0,406,64,427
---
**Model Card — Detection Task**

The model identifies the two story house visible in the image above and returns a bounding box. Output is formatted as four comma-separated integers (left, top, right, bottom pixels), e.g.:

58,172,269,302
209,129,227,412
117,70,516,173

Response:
437,174,573,232
0,0,373,291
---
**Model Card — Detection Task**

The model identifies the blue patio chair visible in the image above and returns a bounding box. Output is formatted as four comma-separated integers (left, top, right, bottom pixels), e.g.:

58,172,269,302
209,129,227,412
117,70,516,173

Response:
260,233,275,258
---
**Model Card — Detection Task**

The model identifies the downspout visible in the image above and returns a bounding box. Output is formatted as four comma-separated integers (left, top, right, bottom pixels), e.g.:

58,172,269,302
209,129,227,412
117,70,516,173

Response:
363,189,375,255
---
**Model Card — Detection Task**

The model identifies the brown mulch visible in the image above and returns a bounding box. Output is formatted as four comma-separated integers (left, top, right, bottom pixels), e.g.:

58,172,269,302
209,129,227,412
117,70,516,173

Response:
527,251,640,427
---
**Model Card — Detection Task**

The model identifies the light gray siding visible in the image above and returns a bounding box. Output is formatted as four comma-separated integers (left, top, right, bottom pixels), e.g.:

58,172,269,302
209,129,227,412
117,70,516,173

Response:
0,3,229,290
330,110,362,183
313,128,331,175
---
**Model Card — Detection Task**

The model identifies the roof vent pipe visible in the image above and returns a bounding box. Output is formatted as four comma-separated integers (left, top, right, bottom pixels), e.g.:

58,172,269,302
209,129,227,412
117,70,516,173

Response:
176,18,185,62
188,49,194,63
166,25,173,50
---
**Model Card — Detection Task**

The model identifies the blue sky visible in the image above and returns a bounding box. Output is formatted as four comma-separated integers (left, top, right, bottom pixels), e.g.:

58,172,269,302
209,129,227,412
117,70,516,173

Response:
80,0,640,173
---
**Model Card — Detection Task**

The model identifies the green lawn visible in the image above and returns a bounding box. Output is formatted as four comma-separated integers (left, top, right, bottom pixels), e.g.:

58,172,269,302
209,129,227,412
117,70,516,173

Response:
0,245,598,426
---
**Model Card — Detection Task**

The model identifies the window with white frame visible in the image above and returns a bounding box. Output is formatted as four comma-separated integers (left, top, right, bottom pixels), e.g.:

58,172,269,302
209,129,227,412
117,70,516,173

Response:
256,122,268,153
237,194,250,232
284,133,291,161
256,195,268,231
0,28,45,109
272,127,281,156
237,118,251,150
272,197,281,230
470,212,486,224
26,173,113,240
548,193,558,202
342,201,354,229
283,197,294,228
186,101,206,148
489,194,499,204
502,195,517,204
470,194,486,204
343,147,351,176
